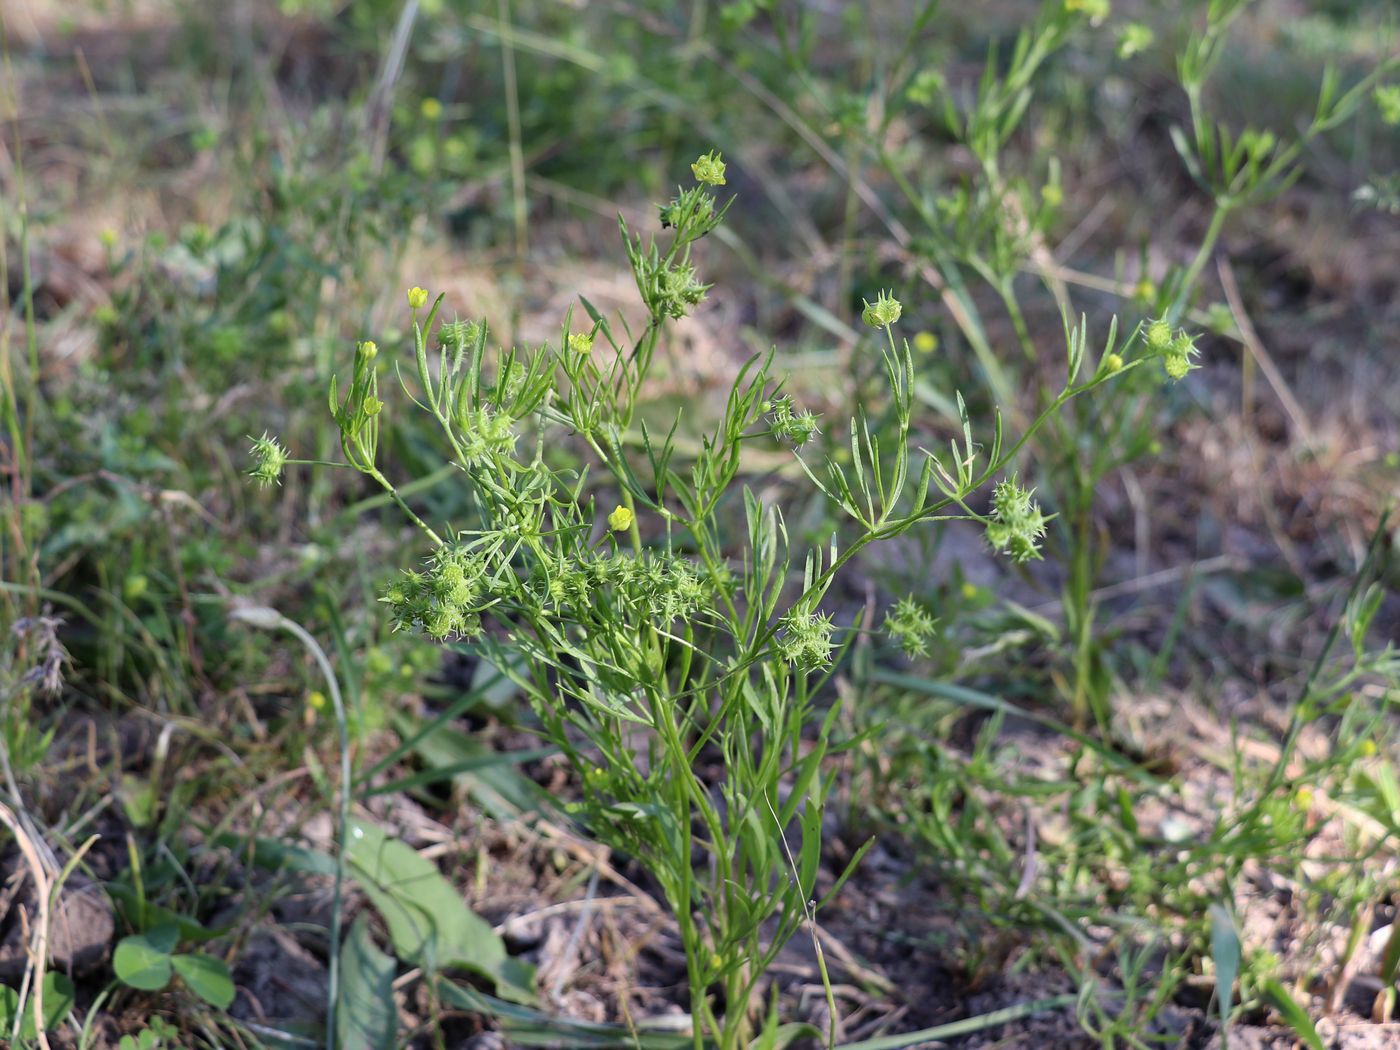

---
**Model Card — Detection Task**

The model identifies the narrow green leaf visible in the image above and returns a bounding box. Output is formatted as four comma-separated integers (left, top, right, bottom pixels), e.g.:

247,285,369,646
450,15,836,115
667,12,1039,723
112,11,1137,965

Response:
1262,979,1325,1050
436,980,692,1049
835,993,1077,1050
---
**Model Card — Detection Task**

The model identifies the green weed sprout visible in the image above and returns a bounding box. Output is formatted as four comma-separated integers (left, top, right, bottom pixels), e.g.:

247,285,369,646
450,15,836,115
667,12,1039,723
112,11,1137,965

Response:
255,154,1130,1049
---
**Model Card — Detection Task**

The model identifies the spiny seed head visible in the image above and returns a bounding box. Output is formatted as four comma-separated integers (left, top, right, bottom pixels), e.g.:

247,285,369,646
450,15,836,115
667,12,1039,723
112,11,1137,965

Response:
407,286,429,310
248,433,289,486
1164,331,1200,380
776,608,836,669
691,150,727,186
986,475,1048,564
440,319,483,350
861,290,902,329
655,262,710,319
884,597,937,658
1144,319,1172,352
767,395,820,448
608,505,635,532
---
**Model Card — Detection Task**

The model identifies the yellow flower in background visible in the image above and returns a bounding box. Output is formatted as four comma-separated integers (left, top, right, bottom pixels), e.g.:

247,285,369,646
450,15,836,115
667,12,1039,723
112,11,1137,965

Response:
607,505,635,532
420,97,443,120
913,330,939,354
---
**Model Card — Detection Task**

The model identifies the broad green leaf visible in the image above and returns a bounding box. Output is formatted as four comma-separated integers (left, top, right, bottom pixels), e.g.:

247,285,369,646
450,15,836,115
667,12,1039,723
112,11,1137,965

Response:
171,953,235,1009
114,925,178,991
336,916,399,1050
346,819,534,1002
0,972,78,1040
1209,905,1240,1032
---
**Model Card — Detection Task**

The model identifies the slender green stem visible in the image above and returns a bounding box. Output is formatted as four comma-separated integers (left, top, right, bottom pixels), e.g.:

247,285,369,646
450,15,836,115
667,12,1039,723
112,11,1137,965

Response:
1179,204,1231,309
233,607,350,1050
367,468,444,546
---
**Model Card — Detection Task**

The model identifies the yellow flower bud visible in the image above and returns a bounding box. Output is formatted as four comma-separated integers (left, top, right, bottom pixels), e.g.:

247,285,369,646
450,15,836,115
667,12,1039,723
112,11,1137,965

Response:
1360,739,1378,757
913,331,939,354
420,97,443,121
607,505,635,532
1104,353,1124,373
407,286,429,310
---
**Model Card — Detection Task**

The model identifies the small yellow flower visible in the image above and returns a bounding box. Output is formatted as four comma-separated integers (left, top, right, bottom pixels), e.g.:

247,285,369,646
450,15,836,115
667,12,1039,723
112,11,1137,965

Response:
407,286,429,310
1041,183,1063,208
691,150,727,186
607,505,635,532
960,581,978,600
359,340,378,360
1360,739,1378,758
568,332,594,355
1104,353,1124,373
1296,787,1314,811
1134,279,1156,301
420,97,443,121
308,690,328,711
99,228,118,249
913,330,939,354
